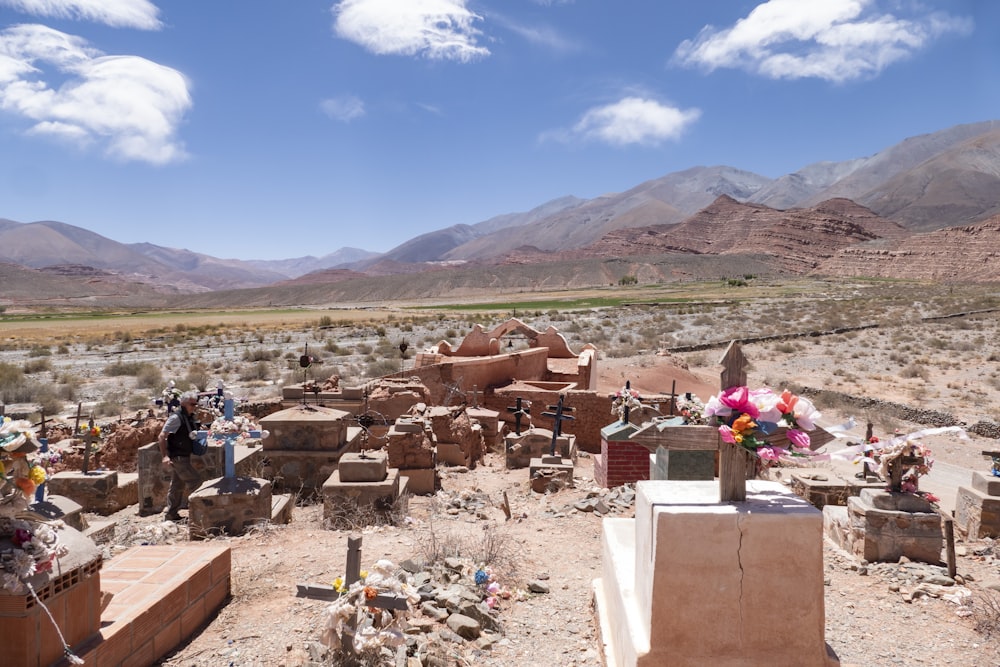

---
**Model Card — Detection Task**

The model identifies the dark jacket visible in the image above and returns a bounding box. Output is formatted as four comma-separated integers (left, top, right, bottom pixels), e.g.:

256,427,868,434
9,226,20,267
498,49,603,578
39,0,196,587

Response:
166,410,198,457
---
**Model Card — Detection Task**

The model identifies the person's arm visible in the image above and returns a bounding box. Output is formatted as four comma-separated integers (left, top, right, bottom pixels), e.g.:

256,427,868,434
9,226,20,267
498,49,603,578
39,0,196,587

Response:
159,414,180,464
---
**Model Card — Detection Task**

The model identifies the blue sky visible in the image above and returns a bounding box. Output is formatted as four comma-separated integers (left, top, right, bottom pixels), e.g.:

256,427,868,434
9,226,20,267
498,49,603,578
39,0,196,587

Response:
0,0,995,261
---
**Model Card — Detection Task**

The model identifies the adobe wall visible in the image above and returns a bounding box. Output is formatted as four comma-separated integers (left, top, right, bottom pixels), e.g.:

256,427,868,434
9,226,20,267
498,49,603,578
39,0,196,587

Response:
401,348,551,404
487,387,614,453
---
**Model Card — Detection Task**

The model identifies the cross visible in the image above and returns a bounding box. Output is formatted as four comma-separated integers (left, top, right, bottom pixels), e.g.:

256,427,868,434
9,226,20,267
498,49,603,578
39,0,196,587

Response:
193,391,265,478
542,394,575,456
295,536,409,661
81,416,96,474
506,397,531,436
467,385,483,408
34,410,48,502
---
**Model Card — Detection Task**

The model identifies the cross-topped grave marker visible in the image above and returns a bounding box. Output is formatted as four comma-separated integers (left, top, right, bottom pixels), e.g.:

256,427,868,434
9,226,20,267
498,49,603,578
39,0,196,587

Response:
193,387,266,477
506,397,531,436
542,394,575,456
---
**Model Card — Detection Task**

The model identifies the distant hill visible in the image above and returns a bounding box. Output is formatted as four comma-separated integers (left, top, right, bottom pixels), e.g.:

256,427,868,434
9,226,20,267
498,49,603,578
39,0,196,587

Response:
2,119,1000,303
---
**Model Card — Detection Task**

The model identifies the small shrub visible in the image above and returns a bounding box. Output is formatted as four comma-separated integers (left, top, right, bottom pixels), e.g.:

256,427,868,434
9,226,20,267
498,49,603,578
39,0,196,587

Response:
135,364,164,389
23,358,52,374
28,345,51,357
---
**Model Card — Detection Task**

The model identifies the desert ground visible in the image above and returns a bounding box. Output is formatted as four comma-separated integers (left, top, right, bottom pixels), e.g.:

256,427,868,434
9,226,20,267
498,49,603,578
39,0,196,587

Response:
3,277,1000,666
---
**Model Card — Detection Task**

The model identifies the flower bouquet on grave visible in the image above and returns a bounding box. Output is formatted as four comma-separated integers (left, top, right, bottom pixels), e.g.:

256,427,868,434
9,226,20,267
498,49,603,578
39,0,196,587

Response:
674,393,707,425
705,386,823,476
0,417,47,502
611,384,642,421
205,415,268,445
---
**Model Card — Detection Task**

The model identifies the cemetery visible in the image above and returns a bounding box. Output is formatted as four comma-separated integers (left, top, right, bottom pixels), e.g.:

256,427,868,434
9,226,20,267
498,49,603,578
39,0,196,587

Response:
1,313,999,667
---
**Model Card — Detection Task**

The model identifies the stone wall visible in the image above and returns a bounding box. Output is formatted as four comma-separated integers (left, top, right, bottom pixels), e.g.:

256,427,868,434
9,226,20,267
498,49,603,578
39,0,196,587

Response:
137,442,264,516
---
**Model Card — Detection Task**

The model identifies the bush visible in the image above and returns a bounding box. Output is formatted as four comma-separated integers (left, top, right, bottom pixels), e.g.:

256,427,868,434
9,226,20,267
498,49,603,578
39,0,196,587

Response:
104,361,146,376
23,358,52,374
136,364,164,389
28,345,51,357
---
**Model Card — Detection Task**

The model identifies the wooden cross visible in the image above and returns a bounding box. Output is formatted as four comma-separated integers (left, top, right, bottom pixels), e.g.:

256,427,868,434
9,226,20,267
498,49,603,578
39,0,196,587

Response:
542,394,575,457
506,397,530,436
467,385,483,408
81,416,95,474
295,536,408,662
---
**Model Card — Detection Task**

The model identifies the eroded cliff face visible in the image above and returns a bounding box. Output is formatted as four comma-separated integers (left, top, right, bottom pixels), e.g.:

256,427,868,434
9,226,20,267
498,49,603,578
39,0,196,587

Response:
815,215,1000,282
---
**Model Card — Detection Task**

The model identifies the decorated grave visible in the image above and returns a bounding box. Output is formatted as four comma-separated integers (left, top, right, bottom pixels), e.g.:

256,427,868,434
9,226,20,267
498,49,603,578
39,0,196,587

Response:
187,395,291,539
955,450,1000,539
45,416,138,515
594,342,838,666
824,429,960,564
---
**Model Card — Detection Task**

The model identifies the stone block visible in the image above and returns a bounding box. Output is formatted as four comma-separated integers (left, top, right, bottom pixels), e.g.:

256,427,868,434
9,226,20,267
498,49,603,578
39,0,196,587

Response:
400,468,438,495
972,471,1000,496
529,456,574,480
29,495,84,531
650,446,715,482
188,476,273,539
956,485,1000,539
323,468,401,511
860,488,935,513
846,496,942,563
271,494,293,524
259,405,352,451
387,431,435,469
338,451,388,482
438,442,470,467
46,469,120,514
504,429,576,469
391,418,425,434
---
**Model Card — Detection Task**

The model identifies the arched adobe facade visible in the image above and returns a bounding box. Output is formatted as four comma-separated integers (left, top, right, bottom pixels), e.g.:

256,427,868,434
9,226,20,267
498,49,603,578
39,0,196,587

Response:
435,318,578,359
418,318,597,395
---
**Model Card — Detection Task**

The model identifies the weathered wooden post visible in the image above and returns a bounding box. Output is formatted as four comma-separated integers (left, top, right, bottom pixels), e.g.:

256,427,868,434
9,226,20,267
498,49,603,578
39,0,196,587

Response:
718,341,751,502
81,416,95,474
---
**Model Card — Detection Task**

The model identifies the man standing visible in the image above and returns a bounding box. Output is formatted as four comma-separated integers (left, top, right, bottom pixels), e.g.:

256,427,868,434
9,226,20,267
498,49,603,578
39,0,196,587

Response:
158,390,203,521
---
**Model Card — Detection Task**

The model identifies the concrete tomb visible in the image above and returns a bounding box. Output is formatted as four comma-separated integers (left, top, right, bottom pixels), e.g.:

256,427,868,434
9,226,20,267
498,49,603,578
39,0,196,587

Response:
505,428,576,469
322,451,409,528
594,480,837,667
955,456,1000,538
788,467,884,509
46,468,138,515
825,488,943,564
259,404,363,492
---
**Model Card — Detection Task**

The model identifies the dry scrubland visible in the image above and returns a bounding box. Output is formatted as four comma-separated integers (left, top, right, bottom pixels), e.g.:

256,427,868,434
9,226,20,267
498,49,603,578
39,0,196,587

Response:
4,278,1000,666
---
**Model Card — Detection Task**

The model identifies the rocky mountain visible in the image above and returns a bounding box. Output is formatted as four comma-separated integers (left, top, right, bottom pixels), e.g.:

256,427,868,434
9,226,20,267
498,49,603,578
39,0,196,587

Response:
814,213,1000,282
244,247,380,278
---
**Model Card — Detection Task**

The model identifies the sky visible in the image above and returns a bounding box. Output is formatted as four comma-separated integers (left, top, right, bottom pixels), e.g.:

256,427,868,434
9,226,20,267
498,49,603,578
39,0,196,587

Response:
0,0,996,261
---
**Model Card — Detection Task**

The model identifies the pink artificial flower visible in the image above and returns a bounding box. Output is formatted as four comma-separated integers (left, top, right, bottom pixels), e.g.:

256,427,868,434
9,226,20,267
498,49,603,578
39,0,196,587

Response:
718,386,759,419
786,429,811,451
719,424,738,444
756,446,786,461
705,394,733,419
925,492,940,504
900,480,917,494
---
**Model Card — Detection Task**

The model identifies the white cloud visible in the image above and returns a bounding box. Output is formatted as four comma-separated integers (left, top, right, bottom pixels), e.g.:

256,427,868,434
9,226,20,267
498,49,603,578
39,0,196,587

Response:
547,97,700,147
490,14,579,54
332,0,489,62
0,24,190,164
321,94,365,122
673,0,973,83
0,0,162,30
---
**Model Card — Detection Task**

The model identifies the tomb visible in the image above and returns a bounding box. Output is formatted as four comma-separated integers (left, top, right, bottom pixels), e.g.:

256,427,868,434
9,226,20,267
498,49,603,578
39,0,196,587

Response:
426,406,483,468
45,469,138,515
386,416,439,494
505,428,576,468
594,420,646,488
528,454,574,493
136,440,262,516
322,451,409,528
824,443,942,563
188,476,277,539
259,404,363,492
955,452,1000,538
595,480,835,667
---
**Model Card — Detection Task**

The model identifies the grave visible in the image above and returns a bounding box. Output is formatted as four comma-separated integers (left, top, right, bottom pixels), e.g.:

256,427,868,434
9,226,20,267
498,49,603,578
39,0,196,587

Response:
259,404,363,492
45,469,138,515
322,451,409,527
955,451,1000,538
386,416,439,495
825,444,942,563
594,480,836,667
187,398,290,539
426,406,483,468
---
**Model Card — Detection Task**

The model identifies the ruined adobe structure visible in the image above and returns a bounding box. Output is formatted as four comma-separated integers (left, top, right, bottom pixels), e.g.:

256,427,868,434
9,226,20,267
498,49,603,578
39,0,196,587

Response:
283,319,648,452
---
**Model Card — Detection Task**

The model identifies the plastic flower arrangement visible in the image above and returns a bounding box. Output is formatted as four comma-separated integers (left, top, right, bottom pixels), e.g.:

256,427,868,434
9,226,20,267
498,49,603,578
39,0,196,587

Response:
705,386,821,467
206,415,267,445
320,560,419,657
674,393,706,425
611,384,642,422
1,418,70,594
878,437,936,499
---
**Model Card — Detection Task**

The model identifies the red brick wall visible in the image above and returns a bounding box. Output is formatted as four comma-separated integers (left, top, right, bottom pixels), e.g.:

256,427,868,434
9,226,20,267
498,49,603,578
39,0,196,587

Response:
594,437,653,488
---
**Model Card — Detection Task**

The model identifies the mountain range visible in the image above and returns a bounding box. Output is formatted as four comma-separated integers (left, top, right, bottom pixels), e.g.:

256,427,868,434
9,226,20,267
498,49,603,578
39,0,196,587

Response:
1,120,999,306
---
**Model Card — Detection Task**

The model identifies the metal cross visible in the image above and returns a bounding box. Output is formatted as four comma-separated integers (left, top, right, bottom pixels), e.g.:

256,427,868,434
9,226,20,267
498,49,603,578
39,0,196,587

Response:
542,394,575,456
506,397,531,436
